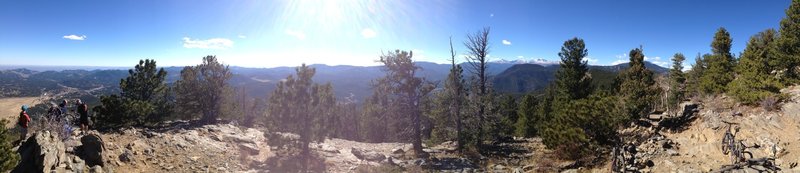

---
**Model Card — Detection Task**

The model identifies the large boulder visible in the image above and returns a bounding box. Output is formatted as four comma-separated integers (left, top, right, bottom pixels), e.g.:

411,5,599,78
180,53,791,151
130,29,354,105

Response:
13,131,67,173
77,132,106,167
678,102,699,118
351,148,385,162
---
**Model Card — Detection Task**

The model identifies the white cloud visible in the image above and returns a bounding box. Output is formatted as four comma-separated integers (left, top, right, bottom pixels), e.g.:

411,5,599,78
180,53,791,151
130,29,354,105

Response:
361,28,377,39
63,35,86,41
612,53,669,67
615,53,627,59
644,56,670,67
411,49,446,63
182,37,234,49
285,29,306,40
238,35,246,39
585,57,599,65
502,39,512,45
611,59,629,65
489,13,494,17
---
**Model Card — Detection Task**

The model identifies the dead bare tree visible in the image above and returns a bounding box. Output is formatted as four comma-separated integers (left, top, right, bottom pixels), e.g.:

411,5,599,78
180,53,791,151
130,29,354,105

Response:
464,27,491,151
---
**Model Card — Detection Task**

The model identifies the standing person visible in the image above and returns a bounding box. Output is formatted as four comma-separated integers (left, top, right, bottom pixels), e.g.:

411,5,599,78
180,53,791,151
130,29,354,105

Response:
76,99,90,133
17,105,31,142
59,100,68,120
47,103,62,121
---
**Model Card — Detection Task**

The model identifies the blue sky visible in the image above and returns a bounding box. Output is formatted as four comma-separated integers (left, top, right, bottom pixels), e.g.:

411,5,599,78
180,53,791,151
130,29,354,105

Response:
0,0,791,68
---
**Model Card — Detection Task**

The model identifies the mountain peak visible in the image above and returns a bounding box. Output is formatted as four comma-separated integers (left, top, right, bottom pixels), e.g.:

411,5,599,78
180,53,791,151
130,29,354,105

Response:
490,58,559,66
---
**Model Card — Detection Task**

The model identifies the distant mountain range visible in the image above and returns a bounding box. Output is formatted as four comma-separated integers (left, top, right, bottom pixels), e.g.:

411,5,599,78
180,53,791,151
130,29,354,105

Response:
0,61,668,102
492,61,668,94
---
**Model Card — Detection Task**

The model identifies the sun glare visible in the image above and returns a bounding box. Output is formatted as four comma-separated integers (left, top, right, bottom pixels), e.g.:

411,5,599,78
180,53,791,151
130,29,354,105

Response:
280,0,374,33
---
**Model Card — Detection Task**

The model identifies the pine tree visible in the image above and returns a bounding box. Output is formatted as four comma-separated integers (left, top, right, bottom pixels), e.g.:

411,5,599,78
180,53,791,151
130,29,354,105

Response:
360,88,392,143
538,38,628,158
497,95,518,137
174,55,233,124
554,37,593,101
540,92,623,159
332,95,360,140
618,47,659,120
667,53,686,112
94,59,170,129
728,29,784,105
700,28,735,94
0,120,18,172
685,54,707,97
439,37,467,152
266,64,335,172
538,37,594,149
774,0,800,84
375,50,433,158
514,94,538,137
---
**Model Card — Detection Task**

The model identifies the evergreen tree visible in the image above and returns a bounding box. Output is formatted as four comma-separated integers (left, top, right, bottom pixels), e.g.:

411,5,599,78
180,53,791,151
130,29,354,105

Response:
497,95,518,137
243,98,267,128
540,93,623,159
700,28,735,94
266,64,335,172
374,50,433,158
618,47,659,120
514,94,538,137
728,29,784,105
360,88,392,143
537,38,626,159
774,0,800,84
435,37,468,152
94,59,170,129
685,54,707,97
220,86,249,124
0,120,18,172
331,95,360,140
668,53,686,112
554,37,593,101
537,37,594,151
174,55,233,124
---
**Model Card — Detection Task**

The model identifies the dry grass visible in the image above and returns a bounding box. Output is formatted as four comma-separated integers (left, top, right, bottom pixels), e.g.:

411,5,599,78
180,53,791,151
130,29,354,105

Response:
0,97,40,128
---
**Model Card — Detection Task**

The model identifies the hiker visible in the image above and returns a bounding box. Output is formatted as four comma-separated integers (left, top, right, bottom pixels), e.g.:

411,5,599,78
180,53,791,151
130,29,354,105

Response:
59,99,68,118
47,103,62,121
76,99,90,132
18,105,31,141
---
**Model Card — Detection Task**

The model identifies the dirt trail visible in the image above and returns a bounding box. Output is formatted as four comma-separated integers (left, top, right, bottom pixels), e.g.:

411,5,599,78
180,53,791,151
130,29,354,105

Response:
636,86,800,172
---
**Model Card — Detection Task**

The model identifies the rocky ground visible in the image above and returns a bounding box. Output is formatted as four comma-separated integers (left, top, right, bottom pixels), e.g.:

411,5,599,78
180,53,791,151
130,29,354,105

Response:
631,86,800,172
12,86,800,172
569,86,800,173
11,121,561,172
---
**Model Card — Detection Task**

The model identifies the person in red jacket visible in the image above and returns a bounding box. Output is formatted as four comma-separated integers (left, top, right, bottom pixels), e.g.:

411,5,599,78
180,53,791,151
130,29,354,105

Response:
18,105,31,141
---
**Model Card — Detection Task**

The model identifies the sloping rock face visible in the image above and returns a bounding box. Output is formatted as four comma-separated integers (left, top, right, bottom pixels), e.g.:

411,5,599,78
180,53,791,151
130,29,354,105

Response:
13,131,66,173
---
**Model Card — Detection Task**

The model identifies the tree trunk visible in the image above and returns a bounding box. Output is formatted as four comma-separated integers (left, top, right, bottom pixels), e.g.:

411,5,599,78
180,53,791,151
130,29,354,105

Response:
477,64,486,151
301,120,310,173
455,100,462,153
413,107,423,158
